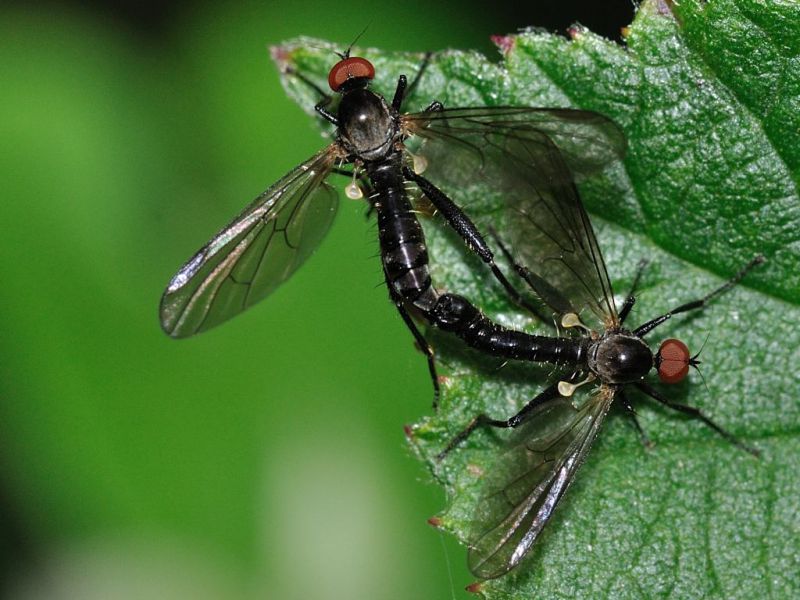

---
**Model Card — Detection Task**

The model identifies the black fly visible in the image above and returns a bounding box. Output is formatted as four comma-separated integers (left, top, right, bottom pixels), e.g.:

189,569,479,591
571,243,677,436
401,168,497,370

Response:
430,144,765,577
159,42,625,407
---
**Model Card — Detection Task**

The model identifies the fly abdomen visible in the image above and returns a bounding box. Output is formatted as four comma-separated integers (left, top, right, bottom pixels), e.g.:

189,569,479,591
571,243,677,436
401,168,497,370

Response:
377,200,436,307
370,157,440,310
383,239,429,272
432,293,584,366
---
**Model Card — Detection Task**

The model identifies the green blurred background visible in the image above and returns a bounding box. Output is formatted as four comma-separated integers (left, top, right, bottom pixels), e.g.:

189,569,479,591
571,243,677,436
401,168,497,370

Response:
0,1,632,598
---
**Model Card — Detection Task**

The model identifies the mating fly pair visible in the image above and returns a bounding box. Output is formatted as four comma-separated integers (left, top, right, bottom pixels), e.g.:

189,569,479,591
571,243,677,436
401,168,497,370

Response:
159,41,763,581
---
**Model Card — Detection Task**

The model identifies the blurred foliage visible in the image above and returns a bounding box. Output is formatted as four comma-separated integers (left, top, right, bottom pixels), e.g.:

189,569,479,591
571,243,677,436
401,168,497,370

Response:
279,0,800,597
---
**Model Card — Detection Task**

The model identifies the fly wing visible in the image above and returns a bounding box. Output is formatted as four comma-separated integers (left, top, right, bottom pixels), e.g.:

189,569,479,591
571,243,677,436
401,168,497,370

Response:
406,107,625,179
160,146,340,337
468,387,614,580
403,107,622,330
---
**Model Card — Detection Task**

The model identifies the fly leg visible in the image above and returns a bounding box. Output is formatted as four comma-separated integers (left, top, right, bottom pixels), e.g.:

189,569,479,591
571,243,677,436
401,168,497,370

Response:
421,100,443,113
491,235,561,328
619,390,652,448
279,63,338,125
391,52,434,111
330,166,353,177
391,75,407,111
634,256,764,337
618,259,648,324
436,380,567,460
384,268,441,410
403,52,435,111
315,95,338,125
635,382,759,457
402,167,549,322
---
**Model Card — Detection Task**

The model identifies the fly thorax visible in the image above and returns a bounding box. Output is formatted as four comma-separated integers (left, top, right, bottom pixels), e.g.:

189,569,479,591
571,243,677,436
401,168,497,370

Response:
587,332,653,384
337,89,396,161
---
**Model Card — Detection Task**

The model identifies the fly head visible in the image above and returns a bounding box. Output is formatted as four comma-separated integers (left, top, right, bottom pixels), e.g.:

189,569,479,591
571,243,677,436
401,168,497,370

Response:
328,56,375,93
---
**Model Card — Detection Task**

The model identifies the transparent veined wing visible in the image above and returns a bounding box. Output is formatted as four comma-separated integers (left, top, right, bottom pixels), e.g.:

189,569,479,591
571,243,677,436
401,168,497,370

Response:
160,145,341,337
468,387,615,579
402,107,624,330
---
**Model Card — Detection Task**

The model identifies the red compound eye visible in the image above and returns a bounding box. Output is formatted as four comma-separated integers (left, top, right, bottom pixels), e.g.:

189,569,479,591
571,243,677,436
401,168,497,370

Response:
657,338,691,383
327,56,375,92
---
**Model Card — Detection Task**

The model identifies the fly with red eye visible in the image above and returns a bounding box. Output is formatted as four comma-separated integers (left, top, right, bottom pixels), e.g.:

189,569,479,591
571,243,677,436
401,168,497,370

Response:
435,239,765,582
160,40,633,410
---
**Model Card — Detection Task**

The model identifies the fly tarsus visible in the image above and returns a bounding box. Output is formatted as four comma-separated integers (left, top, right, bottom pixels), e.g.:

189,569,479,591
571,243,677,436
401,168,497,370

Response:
384,268,441,410
635,256,765,337
619,390,653,448
437,381,565,461
315,99,338,125
635,381,759,457
403,51,434,108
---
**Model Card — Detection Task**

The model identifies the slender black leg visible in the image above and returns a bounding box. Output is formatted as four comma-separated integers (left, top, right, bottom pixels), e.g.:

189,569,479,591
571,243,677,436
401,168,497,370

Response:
384,269,441,410
619,390,652,448
635,382,759,457
422,100,443,113
330,166,355,178
402,167,549,322
391,52,435,112
618,297,636,326
402,52,433,109
281,64,339,125
437,380,566,460
314,96,338,125
364,200,377,220
492,235,559,328
282,65,328,98
634,256,764,337
619,259,648,325
391,75,407,111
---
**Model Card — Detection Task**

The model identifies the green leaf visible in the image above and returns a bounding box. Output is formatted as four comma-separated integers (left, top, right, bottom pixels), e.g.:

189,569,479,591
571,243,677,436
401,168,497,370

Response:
275,1,799,597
